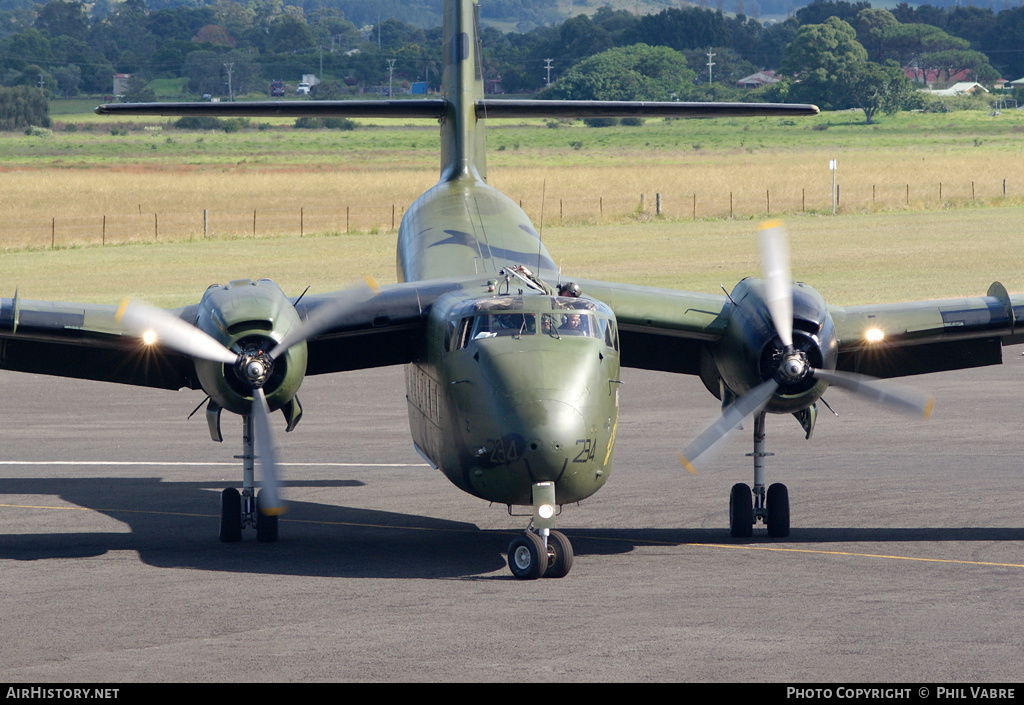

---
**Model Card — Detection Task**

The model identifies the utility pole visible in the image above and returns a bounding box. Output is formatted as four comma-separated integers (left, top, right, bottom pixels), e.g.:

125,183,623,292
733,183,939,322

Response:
387,58,397,98
544,58,553,86
706,49,715,84
224,62,234,101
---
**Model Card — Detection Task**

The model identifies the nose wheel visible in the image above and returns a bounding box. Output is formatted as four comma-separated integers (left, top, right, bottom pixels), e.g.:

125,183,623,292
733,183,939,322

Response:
507,482,574,579
218,413,281,543
507,529,574,579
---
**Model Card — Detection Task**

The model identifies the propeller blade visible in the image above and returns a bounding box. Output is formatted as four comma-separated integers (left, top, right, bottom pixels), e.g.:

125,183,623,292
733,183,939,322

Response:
251,387,285,515
117,299,238,365
679,379,779,474
269,276,380,359
757,220,793,348
812,368,935,419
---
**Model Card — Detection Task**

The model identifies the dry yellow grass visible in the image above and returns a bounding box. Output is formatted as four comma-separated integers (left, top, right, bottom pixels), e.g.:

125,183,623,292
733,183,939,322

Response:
4,205,1021,309
5,147,1023,251
493,149,1024,221
3,132,1024,307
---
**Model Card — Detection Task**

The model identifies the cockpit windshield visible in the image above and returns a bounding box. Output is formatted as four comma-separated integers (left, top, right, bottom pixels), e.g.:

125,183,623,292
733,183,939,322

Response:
472,313,537,339
450,295,618,350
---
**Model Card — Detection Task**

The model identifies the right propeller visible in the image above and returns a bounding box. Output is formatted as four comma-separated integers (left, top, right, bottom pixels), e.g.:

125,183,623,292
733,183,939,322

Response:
680,221,934,475
116,277,380,519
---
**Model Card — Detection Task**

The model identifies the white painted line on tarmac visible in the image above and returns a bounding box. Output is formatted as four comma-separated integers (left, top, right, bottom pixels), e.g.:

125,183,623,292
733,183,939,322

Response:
0,461,429,467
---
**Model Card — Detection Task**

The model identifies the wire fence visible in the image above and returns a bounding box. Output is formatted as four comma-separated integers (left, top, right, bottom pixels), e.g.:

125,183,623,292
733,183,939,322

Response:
0,178,1017,250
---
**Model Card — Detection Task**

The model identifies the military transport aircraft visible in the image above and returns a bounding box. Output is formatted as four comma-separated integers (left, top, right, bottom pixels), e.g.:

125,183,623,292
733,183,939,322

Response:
2,0,1022,579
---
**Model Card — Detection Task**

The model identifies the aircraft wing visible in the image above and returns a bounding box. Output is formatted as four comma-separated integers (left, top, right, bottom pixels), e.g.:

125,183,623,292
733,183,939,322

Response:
0,295,196,389
0,277,472,389
574,278,730,376
829,284,1024,378
575,277,1023,380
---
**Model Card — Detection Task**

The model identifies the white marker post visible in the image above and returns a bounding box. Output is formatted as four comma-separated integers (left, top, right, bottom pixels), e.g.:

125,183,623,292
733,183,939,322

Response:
830,159,837,215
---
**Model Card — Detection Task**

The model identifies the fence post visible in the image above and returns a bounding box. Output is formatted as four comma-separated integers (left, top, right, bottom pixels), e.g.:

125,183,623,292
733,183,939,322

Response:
51,217,54,249
766,189,770,214
154,212,158,240
599,197,603,215
656,193,662,216
906,184,909,206
204,209,208,238
102,215,106,246
346,206,350,233
939,182,942,200
729,192,733,219
640,193,645,212
300,207,304,237
253,209,256,238
972,181,975,200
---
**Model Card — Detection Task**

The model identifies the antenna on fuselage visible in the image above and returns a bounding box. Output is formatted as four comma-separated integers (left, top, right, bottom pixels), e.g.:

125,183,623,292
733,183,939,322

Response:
538,178,546,248
538,181,548,274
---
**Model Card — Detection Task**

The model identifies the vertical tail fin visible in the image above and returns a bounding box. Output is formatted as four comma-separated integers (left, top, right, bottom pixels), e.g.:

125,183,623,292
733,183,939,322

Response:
440,0,487,183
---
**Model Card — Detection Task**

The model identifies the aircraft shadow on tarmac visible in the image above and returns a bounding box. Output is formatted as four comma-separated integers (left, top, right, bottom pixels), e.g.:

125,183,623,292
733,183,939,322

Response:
2,476,1023,578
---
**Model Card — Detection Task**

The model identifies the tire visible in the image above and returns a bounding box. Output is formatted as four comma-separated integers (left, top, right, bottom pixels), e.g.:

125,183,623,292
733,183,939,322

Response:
256,490,279,543
766,483,790,538
507,532,547,580
219,488,242,543
729,483,753,538
544,530,573,578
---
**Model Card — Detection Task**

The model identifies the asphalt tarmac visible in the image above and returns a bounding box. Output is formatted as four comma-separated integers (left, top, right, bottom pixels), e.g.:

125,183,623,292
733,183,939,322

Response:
1,347,1022,682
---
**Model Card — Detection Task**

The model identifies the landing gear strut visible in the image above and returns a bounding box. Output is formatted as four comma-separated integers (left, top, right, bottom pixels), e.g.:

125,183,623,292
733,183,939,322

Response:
507,481,574,579
730,412,789,538
218,413,278,542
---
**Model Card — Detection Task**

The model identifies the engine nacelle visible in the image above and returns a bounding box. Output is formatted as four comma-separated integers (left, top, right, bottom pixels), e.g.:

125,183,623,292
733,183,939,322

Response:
192,279,307,416
712,277,838,414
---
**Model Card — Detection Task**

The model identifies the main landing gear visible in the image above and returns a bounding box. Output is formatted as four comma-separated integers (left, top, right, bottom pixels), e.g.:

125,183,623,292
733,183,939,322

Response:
507,481,574,579
729,412,790,539
217,411,279,543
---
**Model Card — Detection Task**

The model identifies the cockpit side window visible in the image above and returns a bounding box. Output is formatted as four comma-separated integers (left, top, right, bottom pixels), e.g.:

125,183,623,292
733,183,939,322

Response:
454,317,473,350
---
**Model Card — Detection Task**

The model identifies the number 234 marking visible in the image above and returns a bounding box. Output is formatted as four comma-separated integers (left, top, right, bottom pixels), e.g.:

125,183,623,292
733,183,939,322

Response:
573,438,597,463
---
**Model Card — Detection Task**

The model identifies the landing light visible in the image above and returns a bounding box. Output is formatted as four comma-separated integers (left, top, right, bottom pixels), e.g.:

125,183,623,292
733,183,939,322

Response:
538,504,555,520
142,329,158,345
865,328,884,343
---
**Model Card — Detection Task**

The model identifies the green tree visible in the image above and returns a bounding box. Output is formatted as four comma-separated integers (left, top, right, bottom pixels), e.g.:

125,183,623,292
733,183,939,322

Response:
540,44,696,101
182,50,222,95
33,0,89,42
842,60,915,124
781,17,867,109
52,64,81,98
122,73,155,102
0,86,50,130
852,8,899,63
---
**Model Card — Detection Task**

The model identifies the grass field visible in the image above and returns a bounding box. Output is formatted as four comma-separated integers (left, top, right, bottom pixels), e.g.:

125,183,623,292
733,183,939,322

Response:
3,106,1023,308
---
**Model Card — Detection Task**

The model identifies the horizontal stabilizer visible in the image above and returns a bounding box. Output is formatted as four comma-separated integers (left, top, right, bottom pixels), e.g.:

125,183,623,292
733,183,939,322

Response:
95,100,447,119
477,100,819,119
96,99,818,121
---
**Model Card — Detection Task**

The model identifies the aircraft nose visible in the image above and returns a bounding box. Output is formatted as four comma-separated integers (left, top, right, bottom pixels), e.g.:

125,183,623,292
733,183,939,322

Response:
502,397,587,481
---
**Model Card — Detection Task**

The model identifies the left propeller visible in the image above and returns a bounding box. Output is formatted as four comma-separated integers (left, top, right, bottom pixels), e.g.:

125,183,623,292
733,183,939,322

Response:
679,222,934,474
116,278,381,516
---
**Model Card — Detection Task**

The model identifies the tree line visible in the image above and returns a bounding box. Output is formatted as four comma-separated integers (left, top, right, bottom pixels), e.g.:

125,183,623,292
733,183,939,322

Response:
0,0,1020,125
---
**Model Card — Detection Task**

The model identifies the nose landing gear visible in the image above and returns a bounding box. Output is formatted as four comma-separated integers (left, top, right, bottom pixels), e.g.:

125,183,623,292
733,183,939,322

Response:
507,481,574,579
